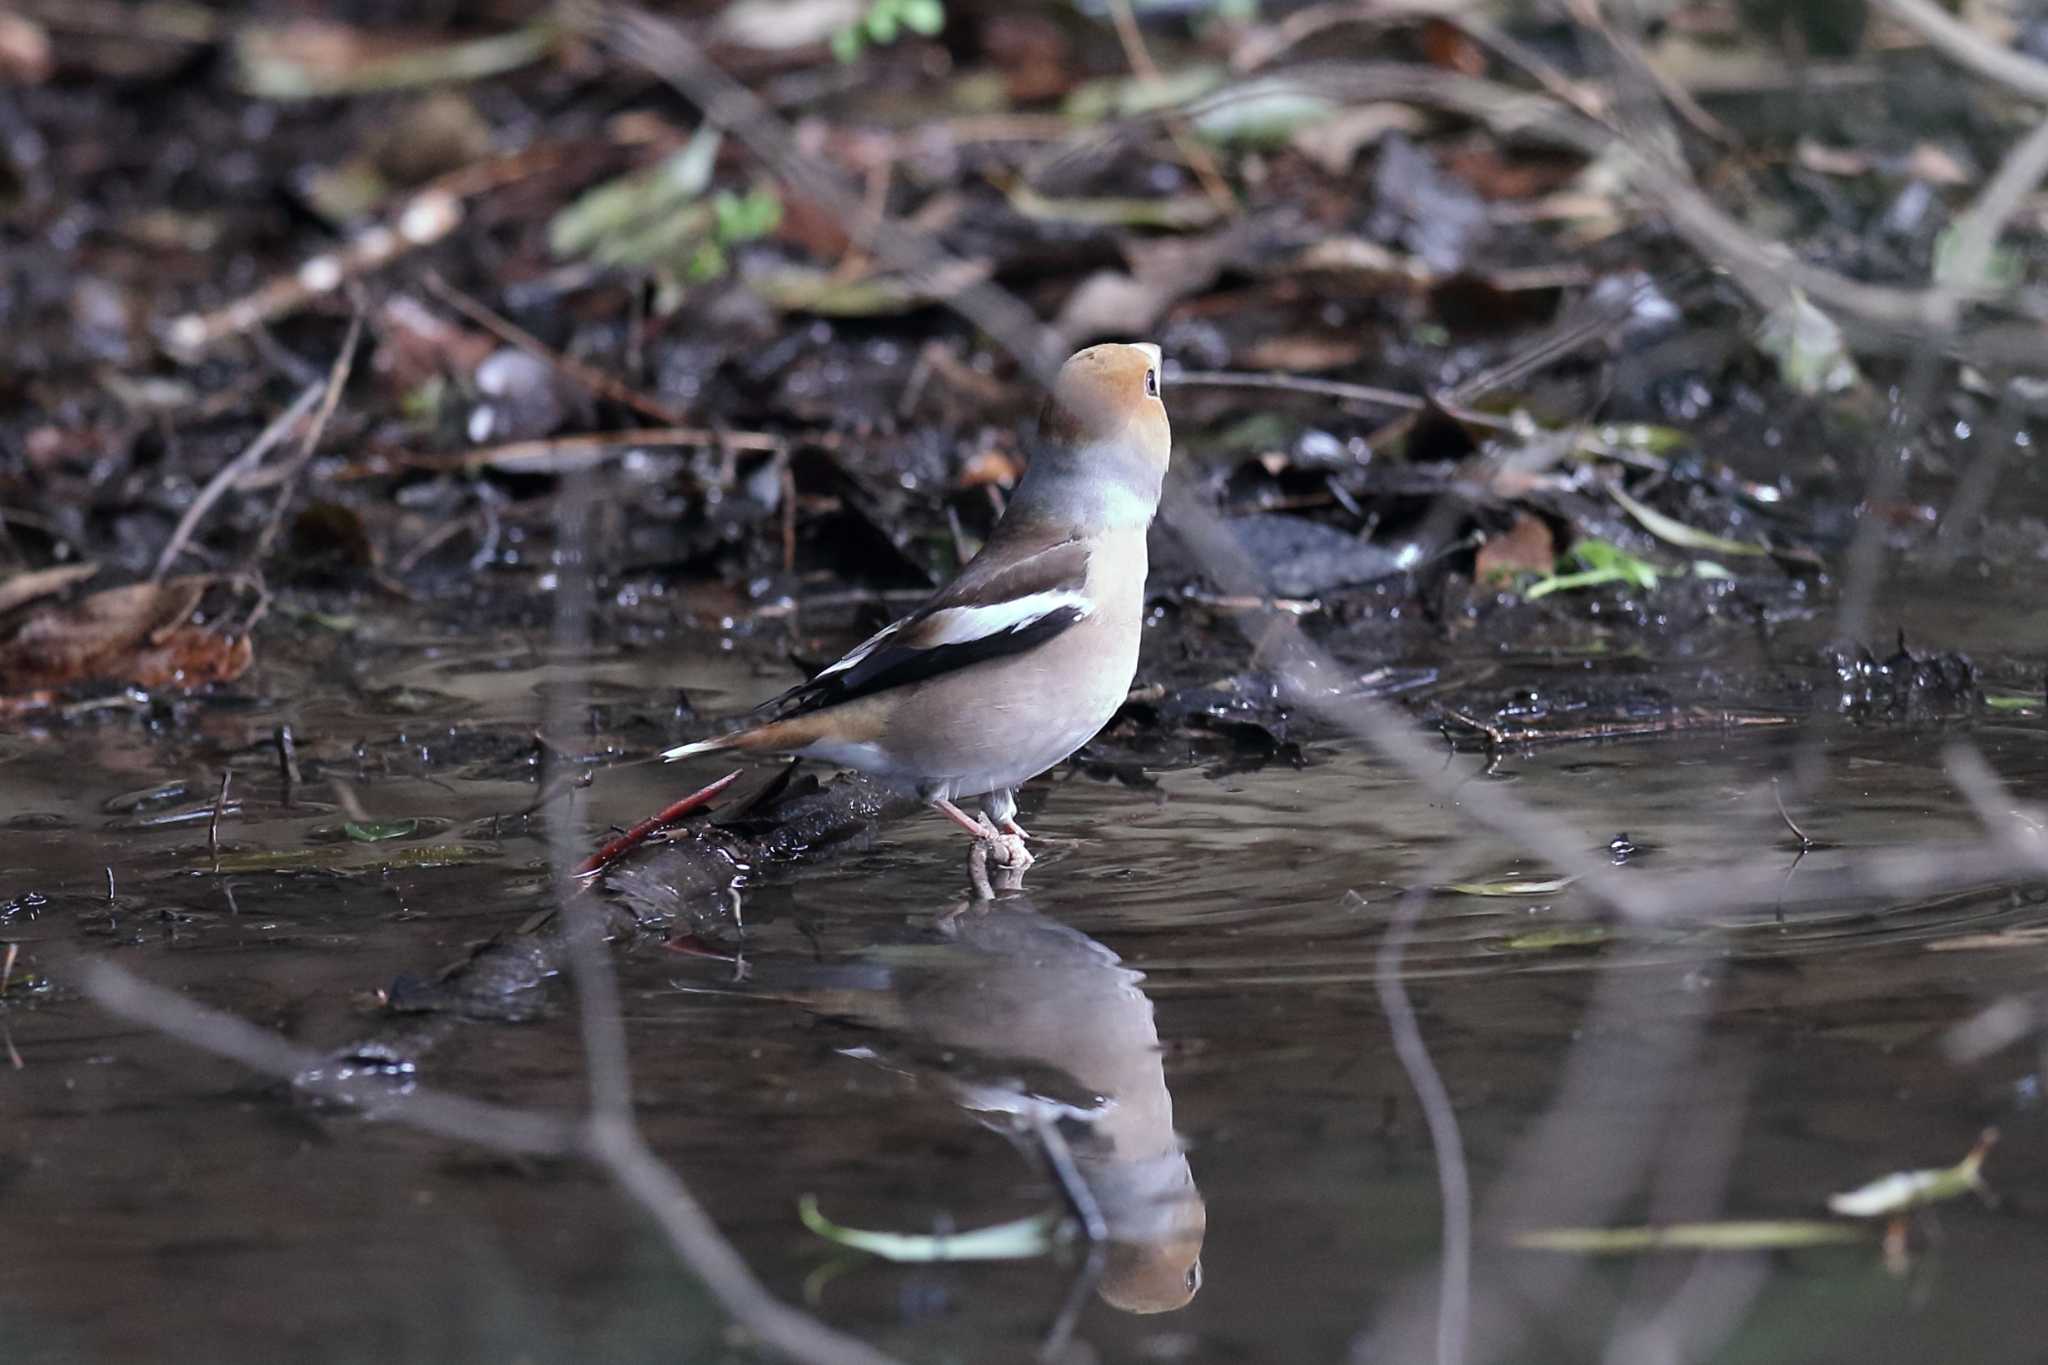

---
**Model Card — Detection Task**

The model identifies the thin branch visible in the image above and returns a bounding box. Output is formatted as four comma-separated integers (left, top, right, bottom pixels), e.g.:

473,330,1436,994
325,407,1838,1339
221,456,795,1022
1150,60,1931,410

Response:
420,272,692,426
151,382,324,581
80,959,581,1155
1875,0,2048,102
163,192,461,356
1376,877,1472,1365
1937,112,2048,308
1771,778,1815,851
245,311,364,570
1172,369,1427,411
76,953,910,1365
1104,0,1239,216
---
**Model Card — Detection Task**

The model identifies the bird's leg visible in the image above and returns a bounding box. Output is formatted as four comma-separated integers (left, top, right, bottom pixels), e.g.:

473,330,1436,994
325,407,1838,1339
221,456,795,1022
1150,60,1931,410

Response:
931,797,1034,893
981,787,1031,841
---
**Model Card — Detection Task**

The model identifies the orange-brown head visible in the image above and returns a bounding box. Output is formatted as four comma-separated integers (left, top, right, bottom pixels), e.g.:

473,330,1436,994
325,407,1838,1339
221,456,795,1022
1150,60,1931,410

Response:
1012,342,1172,533
1096,1188,1207,1313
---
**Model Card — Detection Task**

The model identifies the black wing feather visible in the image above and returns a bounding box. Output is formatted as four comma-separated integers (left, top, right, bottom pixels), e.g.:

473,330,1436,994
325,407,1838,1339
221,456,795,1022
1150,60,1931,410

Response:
767,604,1085,718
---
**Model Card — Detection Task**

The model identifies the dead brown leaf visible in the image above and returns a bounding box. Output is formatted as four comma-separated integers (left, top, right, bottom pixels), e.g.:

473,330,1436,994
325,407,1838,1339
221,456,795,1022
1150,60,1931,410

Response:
1240,334,1368,372
1476,513,1555,582
0,576,254,695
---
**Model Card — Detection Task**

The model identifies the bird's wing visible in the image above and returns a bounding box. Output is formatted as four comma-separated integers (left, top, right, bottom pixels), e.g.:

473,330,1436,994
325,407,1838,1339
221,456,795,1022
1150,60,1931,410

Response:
766,535,1093,717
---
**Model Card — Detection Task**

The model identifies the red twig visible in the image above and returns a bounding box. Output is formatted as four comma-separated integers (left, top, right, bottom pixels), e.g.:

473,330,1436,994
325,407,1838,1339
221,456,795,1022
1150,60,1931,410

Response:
576,769,742,878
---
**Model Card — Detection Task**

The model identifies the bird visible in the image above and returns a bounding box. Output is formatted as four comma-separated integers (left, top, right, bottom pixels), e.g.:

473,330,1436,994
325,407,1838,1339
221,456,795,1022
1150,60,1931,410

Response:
662,341,1170,872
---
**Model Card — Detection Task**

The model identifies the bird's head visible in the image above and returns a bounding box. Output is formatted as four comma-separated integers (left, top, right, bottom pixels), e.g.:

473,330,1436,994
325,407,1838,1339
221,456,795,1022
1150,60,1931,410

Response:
1015,342,1172,532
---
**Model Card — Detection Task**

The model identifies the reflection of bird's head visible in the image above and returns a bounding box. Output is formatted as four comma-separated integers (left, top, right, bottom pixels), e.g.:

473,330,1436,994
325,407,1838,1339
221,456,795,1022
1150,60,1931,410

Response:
1097,1177,1208,1314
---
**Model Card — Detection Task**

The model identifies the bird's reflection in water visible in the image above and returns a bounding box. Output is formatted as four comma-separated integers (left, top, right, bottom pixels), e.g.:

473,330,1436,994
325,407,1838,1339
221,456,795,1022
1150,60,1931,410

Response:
729,891,1204,1316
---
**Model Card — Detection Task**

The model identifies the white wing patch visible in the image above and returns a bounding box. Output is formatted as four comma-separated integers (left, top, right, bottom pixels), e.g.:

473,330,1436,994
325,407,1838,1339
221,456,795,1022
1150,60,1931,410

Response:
913,590,1092,648
814,619,905,679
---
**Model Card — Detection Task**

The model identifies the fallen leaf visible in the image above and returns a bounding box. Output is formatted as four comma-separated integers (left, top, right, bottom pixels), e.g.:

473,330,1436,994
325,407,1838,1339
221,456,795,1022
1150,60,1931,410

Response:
1475,514,1554,582
1827,1131,1998,1218
344,819,421,842
1611,486,1768,557
234,20,558,99
1420,17,1487,75
1445,870,1576,896
1239,334,1368,372
798,1195,1058,1261
0,576,254,695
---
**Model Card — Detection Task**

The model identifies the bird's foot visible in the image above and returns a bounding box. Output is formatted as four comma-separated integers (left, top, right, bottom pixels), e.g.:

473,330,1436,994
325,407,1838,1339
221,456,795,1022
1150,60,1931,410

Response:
935,798,1033,897
967,820,1033,898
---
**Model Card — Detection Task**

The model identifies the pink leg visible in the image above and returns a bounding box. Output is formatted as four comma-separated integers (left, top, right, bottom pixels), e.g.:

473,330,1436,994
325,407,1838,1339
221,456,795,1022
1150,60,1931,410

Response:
932,797,992,838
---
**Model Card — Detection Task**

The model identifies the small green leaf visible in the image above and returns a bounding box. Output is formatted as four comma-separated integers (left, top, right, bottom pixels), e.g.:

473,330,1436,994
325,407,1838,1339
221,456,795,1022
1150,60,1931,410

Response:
713,187,783,244
686,239,727,282
1445,874,1578,897
1524,538,1660,600
900,0,945,35
865,6,898,42
1500,924,1609,952
1757,289,1859,397
1611,485,1767,557
1827,1130,1998,1218
798,1196,1059,1261
344,819,420,843
830,25,863,62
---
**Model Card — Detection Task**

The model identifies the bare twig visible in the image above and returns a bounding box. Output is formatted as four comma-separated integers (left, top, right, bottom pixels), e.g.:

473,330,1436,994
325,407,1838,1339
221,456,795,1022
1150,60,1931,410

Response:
1376,877,1472,1365
1771,778,1815,850
245,312,363,570
151,382,323,581
342,426,791,481
1936,113,2048,311
276,724,302,806
420,272,692,426
1103,0,1239,216
76,952,910,1365
1564,0,1734,145
1172,369,1427,411
163,193,461,357
81,959,581,1155
207,769,232,862
1875,0,2048,102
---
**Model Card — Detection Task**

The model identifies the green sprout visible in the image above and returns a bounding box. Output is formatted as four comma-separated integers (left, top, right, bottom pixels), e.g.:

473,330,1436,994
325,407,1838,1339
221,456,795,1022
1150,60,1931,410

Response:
832,0,944,62
1524,538,1661,600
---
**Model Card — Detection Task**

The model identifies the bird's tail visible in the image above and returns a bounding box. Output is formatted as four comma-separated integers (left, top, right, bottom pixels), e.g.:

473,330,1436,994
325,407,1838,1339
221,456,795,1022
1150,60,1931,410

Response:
660,713,829,763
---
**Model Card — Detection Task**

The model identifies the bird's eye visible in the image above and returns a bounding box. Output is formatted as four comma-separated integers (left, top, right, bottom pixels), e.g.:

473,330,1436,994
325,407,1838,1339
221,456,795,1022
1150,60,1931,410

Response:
1145,368,1159,398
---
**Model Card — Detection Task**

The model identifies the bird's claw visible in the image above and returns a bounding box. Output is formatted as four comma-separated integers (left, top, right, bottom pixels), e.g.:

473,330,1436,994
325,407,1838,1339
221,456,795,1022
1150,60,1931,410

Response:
967,816,1033,899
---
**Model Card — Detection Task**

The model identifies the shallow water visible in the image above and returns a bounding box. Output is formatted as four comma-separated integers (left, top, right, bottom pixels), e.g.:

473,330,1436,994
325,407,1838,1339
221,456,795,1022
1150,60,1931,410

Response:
6,597,2048,1365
